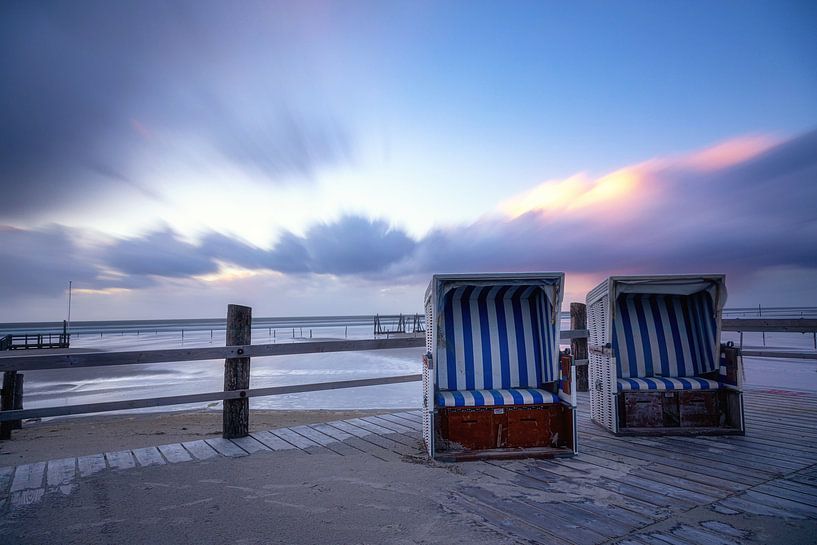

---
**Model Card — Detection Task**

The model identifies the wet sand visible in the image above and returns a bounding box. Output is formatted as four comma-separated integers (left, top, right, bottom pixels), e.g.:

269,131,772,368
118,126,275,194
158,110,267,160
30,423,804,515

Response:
0,408,407,466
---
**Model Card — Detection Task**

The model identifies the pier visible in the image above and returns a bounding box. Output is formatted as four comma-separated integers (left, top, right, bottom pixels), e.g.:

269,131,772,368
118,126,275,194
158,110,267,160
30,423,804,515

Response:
1,388,815,543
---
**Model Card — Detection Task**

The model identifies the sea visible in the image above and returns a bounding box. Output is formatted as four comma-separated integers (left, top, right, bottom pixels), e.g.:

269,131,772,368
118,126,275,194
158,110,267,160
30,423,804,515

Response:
2,313,816,419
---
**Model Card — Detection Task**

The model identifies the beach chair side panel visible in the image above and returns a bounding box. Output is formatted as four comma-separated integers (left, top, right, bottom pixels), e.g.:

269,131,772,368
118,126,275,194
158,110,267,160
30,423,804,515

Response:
588,284,617,433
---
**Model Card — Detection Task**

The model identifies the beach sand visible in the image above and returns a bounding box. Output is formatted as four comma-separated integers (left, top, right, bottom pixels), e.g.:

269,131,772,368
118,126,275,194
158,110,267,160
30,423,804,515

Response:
0,408,408,466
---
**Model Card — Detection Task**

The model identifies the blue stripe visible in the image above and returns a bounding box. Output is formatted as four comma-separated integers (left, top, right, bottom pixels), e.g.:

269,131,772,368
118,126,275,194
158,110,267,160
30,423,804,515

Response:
649,296,671,377
477,287,493,389
618,297,640,378
460,286,475,390
664,296,686,375
443,290,457,390
472,390,486,406
490,390,504,404
509,389,524,404
540,295,552,383
681,298,700,376
452,391,466,406
634,295,655,376
529,296,543,387
494,286,512,389
511,289,529,387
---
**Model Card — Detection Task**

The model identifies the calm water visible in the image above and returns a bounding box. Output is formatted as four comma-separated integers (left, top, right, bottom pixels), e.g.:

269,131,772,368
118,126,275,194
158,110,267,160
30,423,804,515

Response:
15,319,817,418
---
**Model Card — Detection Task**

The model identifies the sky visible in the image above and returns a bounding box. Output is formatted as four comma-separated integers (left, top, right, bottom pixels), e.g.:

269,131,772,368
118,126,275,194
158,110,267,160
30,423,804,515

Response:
1,1,816,322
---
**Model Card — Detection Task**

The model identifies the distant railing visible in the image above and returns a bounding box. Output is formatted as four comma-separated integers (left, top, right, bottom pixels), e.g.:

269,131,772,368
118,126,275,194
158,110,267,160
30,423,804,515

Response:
0,333,70,350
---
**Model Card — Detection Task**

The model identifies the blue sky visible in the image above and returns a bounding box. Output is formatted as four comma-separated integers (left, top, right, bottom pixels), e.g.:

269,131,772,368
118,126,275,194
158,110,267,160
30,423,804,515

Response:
1,1,816,320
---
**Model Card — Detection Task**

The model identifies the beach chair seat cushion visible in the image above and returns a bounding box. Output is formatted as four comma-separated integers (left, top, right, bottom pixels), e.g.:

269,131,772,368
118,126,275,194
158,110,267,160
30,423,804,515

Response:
436,388,560,407
617,377,720,392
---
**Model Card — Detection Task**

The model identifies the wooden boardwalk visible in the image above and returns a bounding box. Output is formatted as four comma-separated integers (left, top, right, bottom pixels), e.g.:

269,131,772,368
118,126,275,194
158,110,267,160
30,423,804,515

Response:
2,388,816,544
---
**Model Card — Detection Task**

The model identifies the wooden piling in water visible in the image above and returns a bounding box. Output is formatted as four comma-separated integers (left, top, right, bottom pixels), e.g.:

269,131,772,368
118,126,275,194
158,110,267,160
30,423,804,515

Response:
223,304,251,439
570,303,588,392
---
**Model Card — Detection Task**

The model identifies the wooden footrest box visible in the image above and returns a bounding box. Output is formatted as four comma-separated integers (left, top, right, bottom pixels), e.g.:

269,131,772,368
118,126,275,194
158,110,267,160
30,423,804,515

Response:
436,404,573,451
619,390,728,431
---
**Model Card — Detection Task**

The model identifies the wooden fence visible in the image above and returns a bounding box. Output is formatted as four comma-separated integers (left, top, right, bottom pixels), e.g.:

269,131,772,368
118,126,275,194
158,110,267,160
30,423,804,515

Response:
1,304,814,440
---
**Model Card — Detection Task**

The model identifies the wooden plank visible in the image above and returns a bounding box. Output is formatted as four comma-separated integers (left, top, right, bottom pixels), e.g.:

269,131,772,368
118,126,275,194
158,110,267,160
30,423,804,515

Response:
458,485,608,545
250,431,297,451
722,318,817,333
668,525,743,545
10,462,45,492
77,454,107,477
181,440,219,460
0,330,589,372
752,482,817,508
157,443,194,463
363,415,416,434
0,465,15,495
204,438,248,457
46,457,76,486
132,447,166,467
289,425,359,455
105,450,135,470
270,428,323,451
230,435,270,454
0,337,428,372
0,374,422,421
376,413,423,430
308,423,354,442
451,492,572,545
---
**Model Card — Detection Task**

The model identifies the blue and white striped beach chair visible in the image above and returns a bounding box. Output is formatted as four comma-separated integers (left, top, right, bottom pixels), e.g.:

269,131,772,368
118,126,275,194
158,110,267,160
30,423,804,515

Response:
587,275,745,435
422,273,577,460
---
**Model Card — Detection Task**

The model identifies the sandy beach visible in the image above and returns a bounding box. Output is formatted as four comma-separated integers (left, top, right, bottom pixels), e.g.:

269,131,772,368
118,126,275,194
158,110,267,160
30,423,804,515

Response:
0,408,405,466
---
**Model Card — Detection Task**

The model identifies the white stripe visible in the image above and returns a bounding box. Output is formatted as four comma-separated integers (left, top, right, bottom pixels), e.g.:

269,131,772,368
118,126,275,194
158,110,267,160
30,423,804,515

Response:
631,378,651,390
614,299,631,377
673,300,695,377
437,306,449,391
520,288,538,388
504,287,521,388
517,389,534,404
626,297,647,377
452,287,466,390
460,391,476,406
439,391,455,407
500,390,516,405
641,297,662,376
469,287,485,389
486,286,503,389
658,298,679,377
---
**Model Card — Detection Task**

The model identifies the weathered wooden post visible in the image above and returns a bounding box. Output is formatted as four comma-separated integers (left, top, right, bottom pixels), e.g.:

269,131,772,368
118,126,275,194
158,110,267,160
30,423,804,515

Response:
12,373,23,430
570,303,589,392
1,371,19,439
223,304,251,439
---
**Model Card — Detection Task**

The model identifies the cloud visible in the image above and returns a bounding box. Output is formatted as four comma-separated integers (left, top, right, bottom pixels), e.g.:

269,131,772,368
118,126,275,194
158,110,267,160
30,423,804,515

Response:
1,130,815,312
407,129,817,277
0,2,352,220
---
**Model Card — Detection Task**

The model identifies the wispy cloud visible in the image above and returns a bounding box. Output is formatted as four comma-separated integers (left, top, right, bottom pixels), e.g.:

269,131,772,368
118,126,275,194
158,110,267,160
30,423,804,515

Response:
1,130,815,309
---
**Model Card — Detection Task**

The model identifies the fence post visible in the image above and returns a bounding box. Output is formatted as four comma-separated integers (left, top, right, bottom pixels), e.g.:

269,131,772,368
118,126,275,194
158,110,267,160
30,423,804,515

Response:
570,303,589,392
223,304,252,439
1,371,18,439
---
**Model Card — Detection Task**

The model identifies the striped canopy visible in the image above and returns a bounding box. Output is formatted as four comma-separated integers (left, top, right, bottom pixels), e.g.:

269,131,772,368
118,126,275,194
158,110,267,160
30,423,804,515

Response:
432,276,563,392
613,291,719,378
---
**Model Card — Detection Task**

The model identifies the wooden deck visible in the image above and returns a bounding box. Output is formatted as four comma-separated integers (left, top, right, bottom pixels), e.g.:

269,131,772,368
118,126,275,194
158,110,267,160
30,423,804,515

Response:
2,388,816,543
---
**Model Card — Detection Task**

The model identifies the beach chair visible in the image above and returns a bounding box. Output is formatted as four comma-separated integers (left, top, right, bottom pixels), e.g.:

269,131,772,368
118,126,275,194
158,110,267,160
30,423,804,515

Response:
586,275,744,436
422,273,577,461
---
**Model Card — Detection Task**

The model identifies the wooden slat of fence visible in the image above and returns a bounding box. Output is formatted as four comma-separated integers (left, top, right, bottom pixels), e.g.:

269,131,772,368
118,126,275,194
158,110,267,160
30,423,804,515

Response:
0,373,422,421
